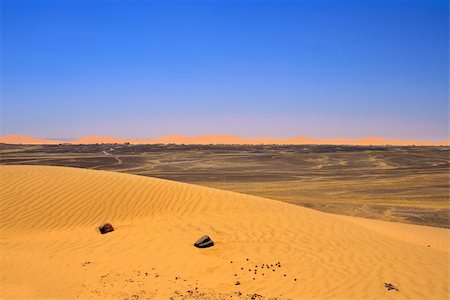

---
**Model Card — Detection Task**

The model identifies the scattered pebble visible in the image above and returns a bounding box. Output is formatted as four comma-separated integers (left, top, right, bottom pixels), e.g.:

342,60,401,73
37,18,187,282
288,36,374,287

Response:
385,283,399,291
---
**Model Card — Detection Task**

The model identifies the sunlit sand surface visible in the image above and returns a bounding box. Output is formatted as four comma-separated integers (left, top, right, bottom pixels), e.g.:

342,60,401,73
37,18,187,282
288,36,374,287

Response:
0,165,448,299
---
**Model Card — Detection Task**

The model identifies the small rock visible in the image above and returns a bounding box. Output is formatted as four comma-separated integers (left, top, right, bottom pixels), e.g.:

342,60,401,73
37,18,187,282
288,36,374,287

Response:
235,281,241,285
384,283,399,291
194,235,214,248
99,223,114,234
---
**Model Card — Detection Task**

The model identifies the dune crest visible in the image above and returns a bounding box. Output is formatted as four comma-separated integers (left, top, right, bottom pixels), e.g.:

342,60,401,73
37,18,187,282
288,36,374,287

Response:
0,165,448,299
1,134,449,146
0,134,62,144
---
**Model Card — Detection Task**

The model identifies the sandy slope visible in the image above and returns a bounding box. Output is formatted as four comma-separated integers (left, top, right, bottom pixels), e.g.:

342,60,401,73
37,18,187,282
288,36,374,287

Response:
0,165,448,299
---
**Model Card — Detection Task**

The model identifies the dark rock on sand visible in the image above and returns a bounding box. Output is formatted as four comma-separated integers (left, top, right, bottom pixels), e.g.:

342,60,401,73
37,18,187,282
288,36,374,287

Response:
385,283,399,291
194,235,214,248
99,223,114,234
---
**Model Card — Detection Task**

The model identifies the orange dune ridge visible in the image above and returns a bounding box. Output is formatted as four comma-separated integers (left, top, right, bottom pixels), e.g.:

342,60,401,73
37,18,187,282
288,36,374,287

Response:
0,134,449,146
0,134,63,145
0,165,448,299
70,135,130,144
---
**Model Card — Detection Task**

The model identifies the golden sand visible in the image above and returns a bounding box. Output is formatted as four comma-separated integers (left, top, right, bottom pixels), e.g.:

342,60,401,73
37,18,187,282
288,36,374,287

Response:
0,165,448,299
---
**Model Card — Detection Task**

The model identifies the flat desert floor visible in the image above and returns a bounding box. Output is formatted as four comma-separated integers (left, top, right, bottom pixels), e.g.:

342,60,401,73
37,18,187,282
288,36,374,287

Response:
1,144,448,227
0,165,448,299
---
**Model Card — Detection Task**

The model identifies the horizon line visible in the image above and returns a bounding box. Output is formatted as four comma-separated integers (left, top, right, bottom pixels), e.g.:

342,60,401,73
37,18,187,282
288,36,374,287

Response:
1,134,449,146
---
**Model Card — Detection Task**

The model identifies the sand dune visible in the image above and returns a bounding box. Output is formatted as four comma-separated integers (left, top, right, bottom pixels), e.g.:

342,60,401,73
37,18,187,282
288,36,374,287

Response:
1,134,449,146
0,165,448,299
70,136,130,144
0,134,63,145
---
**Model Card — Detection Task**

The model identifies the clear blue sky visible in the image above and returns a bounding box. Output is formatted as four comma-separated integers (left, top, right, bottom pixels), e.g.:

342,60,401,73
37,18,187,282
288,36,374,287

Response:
1,0,448,140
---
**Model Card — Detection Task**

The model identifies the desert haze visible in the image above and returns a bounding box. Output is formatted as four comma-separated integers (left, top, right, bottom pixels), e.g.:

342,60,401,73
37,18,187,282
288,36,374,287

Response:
1,134,449,146
0,165,448,299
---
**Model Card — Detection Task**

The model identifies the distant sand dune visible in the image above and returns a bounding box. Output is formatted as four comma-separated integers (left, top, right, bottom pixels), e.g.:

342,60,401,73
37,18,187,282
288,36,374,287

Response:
0,134,62,145
1,134,449,146
0,165,448,299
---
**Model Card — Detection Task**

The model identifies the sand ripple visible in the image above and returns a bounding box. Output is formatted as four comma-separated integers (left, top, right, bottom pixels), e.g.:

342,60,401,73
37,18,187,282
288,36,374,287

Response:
0,165,448,299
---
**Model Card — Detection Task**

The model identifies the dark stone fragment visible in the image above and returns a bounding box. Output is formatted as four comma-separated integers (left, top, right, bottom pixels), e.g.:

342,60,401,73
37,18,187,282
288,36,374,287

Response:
194,235,214,248
99,223,114,234
384,283,399,291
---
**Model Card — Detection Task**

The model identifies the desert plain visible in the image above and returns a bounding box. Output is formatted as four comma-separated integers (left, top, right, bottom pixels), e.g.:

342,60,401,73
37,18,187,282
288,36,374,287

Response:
1,143,448,227
0,143,449,299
